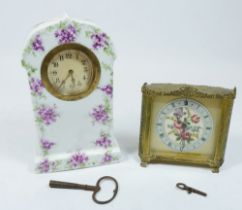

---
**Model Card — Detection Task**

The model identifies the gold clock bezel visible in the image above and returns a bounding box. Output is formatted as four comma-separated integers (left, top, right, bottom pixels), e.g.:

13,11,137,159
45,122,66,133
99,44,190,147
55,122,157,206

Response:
139,83,236,173
41,43,101,101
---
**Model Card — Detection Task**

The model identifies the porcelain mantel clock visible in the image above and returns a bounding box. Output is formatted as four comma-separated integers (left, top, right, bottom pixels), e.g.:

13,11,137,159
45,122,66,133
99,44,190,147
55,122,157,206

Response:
22,16,121,173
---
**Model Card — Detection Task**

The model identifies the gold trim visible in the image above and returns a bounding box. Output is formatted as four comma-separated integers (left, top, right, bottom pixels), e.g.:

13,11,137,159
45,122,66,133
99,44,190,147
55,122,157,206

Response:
142,83,236,99
139,83,236,172
41,43,101,101
139,89,152,165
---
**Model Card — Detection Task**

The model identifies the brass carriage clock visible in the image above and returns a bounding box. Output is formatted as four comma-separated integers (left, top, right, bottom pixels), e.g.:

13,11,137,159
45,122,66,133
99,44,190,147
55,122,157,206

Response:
139,83,236,172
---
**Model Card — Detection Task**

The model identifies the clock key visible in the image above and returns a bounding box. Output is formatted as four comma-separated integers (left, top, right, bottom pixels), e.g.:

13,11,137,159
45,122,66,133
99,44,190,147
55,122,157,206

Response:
49,176,119,204
176,183,207,197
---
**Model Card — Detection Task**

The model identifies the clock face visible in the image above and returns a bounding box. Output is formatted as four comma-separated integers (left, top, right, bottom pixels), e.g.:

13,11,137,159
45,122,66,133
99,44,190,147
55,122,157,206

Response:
156,99,213,152
41,43,100,101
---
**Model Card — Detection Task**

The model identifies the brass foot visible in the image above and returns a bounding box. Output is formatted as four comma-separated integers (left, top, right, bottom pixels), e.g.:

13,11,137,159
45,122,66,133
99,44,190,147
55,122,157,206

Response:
212,167,219,173
141,162,148,167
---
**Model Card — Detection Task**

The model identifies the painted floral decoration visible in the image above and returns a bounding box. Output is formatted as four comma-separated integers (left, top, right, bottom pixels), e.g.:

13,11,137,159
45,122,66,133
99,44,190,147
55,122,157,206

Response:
55,24,77,44
22,60,37,77
91,32,109,50
167,107,202,151
41,139,55,151
32,34,44,51
29,77,44,96
103,153,113,163
36,104,59,125
191,114,200,124
99,84,113,98
95,134,112,148
69,152,89,167
90,105,109,124
37,159,55,173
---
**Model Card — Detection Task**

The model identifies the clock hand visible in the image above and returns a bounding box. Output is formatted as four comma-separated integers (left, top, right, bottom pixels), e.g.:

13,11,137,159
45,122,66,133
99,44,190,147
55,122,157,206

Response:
58,71,72,90
70,72,75,87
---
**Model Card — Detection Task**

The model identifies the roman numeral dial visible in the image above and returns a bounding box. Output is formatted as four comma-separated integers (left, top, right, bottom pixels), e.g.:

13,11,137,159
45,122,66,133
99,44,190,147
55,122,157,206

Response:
41,43,100,101
47,49,92,95
156,99,213,152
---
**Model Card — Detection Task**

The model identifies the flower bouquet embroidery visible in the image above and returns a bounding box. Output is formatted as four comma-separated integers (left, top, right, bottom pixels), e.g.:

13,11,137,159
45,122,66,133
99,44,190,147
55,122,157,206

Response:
166,107,203,151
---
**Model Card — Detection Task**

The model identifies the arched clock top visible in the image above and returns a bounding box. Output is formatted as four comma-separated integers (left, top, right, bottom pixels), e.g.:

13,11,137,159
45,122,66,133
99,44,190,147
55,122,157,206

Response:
22,16,116,78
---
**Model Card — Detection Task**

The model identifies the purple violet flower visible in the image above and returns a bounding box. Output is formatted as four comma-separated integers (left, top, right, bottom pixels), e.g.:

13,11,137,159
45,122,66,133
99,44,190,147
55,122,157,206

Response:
37,105,59,125
174,107,184,120
95,135,112,148
103,153,113,163
29,78,44,96
99,85,113,98
90,105,109,124
70,152,88,167
38,159,54,173
55,24,77,44
91,32,109,50
41,139,55,150
32,34,44,51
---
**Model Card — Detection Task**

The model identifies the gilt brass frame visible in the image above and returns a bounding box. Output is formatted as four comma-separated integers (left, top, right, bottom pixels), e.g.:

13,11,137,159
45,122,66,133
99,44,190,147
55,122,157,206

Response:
139,83,236,173
41,43,101,101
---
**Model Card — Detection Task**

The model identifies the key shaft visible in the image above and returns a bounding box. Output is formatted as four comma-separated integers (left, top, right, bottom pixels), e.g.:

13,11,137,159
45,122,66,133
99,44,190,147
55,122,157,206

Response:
189,187,207,197
49,180,99,191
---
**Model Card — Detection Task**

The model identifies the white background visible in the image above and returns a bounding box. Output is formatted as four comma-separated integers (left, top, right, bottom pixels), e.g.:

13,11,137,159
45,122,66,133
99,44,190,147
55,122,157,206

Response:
0,0,242,209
